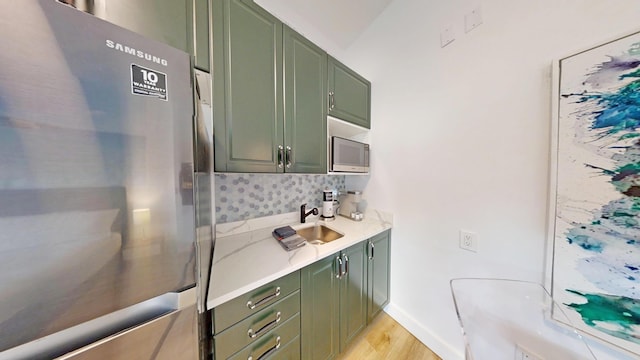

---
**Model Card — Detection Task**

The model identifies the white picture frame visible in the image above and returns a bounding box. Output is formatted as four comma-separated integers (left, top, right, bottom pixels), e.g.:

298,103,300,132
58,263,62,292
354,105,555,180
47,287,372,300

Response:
547,29,640,356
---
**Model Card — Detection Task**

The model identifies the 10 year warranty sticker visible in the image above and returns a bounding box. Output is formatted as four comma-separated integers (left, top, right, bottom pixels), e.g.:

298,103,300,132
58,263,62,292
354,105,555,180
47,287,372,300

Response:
131,64,168,101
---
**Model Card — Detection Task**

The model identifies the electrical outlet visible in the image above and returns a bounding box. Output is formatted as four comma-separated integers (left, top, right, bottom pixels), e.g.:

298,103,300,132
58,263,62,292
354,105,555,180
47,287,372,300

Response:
464,6,483,33
440,24,455,47
459,230,478,252
515,345,543,360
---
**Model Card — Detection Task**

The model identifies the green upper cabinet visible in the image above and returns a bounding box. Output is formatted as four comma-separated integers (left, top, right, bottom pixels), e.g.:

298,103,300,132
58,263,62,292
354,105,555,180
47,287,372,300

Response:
213,0,283,173
192,0,210,71
92,0,210,71
95,0,189,51
283,26,328,174
327,56,371,129
367,230,391,323
213,0,327,173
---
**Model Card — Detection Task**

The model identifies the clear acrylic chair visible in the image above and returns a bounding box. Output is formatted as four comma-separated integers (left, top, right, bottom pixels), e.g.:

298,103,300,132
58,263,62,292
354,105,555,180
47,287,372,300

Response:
450,278,597,360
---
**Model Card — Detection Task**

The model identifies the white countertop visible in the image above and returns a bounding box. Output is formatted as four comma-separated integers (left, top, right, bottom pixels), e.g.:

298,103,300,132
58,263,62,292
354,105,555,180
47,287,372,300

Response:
206,209,393,310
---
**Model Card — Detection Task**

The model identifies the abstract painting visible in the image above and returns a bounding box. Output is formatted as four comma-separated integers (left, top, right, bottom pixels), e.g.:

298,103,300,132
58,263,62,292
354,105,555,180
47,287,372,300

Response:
552,31,640,355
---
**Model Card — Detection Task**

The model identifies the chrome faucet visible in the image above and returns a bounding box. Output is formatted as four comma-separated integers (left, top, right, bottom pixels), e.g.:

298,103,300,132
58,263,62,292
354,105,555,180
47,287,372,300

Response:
300,203,318,223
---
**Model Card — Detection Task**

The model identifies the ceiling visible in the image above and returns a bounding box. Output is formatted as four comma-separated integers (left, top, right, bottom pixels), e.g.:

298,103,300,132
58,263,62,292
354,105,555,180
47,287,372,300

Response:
255,0,395,51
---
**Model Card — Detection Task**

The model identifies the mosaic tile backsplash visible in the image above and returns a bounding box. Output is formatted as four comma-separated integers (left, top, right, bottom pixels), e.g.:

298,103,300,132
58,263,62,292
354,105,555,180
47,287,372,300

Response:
215,174,346,223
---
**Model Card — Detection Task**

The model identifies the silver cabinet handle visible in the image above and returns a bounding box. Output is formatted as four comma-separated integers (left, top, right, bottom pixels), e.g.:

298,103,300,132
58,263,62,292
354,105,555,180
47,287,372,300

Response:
247,311,282,339
285,146,292,168
329,91,335,110
247,287,281,310
247,336,281,360
335,256,343,279
368,241,375,260
342,254,349,277
277,145,284,168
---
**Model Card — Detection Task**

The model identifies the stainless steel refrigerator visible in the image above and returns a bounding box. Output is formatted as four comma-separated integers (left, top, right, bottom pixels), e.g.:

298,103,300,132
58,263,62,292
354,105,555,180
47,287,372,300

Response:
0,1,212,359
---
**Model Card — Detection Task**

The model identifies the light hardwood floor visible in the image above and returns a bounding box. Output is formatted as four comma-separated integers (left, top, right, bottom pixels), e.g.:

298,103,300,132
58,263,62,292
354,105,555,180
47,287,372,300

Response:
337,312,442,360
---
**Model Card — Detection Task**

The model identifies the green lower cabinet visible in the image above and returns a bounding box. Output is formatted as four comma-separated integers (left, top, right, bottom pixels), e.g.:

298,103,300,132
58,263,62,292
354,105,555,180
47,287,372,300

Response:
211,271,301,359
301,254,340,360
227,314,301,360
214,292,300,359
339,243,367,350
301,242,367,360
211,232,390,360
271,336,301,360
367,230,391,323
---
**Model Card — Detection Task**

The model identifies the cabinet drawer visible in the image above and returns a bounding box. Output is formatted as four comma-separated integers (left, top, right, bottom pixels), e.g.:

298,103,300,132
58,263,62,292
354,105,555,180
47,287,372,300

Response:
267,335,300,360
228,314,300,360
214,291,300,359
213,270,300,332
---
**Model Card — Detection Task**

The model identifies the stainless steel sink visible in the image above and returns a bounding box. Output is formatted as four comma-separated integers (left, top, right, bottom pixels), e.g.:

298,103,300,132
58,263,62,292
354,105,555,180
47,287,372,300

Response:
296,225,344,245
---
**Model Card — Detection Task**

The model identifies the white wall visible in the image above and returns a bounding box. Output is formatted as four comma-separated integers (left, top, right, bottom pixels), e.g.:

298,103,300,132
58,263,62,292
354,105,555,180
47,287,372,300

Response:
339,1,640,359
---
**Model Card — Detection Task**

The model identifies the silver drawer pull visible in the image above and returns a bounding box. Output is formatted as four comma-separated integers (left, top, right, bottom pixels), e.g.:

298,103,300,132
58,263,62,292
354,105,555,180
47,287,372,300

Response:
248,336,281,360
247,311,282,339
247,287,281,310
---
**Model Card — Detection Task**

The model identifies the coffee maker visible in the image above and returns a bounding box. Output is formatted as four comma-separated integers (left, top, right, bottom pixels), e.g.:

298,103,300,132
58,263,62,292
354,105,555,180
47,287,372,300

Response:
320,189,336,221
338,190,363,221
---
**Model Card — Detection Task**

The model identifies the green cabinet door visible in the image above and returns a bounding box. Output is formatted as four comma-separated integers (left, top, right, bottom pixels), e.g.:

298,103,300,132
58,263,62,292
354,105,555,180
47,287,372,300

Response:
213,0,284,172
92,0,209,70
96,0,190,52
301,254,340,360
283,26,328,174
192,0,210,71
214,15,327,173
367,230,391,323
327,56,371,129
339,243,367,350
301,244,368,359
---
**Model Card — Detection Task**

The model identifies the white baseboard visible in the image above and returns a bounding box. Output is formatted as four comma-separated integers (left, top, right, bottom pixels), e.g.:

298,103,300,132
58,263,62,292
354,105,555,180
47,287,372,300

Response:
384,302,464,360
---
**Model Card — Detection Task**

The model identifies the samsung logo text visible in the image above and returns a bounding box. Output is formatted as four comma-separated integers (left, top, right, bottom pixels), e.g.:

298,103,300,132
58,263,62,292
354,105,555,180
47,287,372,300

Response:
106,40,168,66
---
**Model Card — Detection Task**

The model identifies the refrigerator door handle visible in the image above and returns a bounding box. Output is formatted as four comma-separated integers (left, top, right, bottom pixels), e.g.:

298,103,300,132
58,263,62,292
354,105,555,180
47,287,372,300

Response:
176,286,197,310
0,288,196,360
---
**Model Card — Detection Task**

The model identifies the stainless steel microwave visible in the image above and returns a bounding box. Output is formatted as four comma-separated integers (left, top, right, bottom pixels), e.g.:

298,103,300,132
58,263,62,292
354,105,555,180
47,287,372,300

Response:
330,136,370,173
